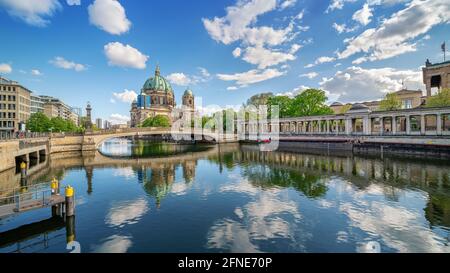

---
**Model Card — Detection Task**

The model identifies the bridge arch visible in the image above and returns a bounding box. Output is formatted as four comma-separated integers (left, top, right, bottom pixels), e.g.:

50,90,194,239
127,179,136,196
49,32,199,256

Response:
88,128,221,149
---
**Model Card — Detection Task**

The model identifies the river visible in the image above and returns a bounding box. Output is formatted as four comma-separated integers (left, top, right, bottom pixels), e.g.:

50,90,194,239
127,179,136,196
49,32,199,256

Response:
0,138,449,253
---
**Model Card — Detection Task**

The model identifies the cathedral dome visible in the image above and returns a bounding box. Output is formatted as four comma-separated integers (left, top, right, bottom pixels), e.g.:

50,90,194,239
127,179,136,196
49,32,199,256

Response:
143,65,173,94
183,88,193,97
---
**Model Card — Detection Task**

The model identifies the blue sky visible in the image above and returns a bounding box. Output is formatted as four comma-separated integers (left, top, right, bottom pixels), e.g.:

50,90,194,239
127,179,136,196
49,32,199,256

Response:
0,0,448,124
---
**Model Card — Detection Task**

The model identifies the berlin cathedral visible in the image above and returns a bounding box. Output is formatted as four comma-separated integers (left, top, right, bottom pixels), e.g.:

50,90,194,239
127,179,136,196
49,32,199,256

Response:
130,65,195,127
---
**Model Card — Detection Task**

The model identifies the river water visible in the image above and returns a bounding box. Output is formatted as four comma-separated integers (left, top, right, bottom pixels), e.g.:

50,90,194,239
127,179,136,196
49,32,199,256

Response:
0,138,449,253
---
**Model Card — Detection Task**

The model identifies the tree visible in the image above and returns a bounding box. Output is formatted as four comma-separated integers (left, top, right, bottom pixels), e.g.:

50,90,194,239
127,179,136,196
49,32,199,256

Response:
379,92,401,111
267,95,293,118
339,104,352,114
245,92,273,107
26,112,51,132
426,88,450,108
267,89,333,118
291,89,333,117
50,117,69,132
142,115,170,128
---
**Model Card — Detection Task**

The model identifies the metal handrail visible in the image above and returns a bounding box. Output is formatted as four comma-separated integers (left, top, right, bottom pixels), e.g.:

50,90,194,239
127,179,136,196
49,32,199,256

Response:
0,188,53,207
0,182,52,195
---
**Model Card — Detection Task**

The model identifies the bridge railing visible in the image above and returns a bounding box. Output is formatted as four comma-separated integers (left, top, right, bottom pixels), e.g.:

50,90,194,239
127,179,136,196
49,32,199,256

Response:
0,188,53,212
0,132,49,141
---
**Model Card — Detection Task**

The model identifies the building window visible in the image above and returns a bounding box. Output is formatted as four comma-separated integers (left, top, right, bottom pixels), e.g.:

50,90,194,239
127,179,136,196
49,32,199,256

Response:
443,114,450,132
410,116,421,132
402,99,413,109
425,115,437,131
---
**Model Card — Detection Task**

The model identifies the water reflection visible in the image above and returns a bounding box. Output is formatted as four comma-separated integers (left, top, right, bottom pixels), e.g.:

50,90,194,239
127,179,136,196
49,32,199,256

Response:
1,140,450,252
100,138,212,158
106,198,149,227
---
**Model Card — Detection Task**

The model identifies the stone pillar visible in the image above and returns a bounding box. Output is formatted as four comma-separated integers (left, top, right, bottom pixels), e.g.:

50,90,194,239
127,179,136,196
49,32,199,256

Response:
426,78,432,97
406,115,411,135
326,120,330,134
345,118,352,135
420,115,426,135
364,116,371,135
392,116,397,135
379,117,384,135
437,114,442,135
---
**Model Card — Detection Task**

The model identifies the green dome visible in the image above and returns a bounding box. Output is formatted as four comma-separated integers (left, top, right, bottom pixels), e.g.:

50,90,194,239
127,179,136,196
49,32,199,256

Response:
143,66,173,94
184,89,193,97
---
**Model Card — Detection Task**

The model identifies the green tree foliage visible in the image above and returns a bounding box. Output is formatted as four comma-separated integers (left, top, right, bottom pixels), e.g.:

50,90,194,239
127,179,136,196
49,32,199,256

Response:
142,115,170,128
222,108,237,132
267,89,333,118
291,89,334,117
267,95,292,118
379,92,402,111
26,112,51,132
339,104,352,114
426,88,450,108
27,113,81,133
245,92,273,107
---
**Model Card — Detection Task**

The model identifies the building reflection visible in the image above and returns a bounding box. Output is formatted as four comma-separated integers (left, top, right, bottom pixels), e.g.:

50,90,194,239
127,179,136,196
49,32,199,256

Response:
135,159,197,208
230,146,450,231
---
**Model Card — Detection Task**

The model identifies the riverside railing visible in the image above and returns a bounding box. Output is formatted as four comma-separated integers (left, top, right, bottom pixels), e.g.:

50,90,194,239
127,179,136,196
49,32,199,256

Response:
0,132,49,141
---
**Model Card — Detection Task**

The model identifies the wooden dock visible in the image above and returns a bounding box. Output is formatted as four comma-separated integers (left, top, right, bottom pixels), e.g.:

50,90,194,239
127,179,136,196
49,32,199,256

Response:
0,192,65,218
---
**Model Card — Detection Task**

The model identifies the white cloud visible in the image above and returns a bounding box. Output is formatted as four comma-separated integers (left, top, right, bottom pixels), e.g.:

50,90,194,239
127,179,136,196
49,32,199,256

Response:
316,56,336,64
280,0,297,10
319,66,424,102
304,56,336,68
276,85,310,97
352,3,373,26
325,0,357,13
202,0,299,48
290,43,302,54
242,46,296,69
208,181,304,252
113,89,137,103
0,63,12,74
300,72,319,79
66,0,81,5
332,22,357,34
92,235,132,253
338,0,450,63
198,67,211,78
167,68,211,86
106,198,149,227
166,73,193,86
196,104,242,116
217,68,286,87
31,69,42,76
50,57,86,71
367,0,409,5
109,113,130,125
88,0,131,35
104,42,148,69
0,0,61,27
232,47,242,58
227,86,239,91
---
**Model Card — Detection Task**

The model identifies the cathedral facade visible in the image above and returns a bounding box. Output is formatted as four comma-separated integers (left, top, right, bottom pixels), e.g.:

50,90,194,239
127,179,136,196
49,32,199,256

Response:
130,66,195,127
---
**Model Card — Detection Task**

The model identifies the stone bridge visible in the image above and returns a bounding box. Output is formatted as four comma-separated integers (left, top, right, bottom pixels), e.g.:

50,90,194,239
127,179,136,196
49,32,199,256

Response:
0,127,238,173
80,127,237,150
